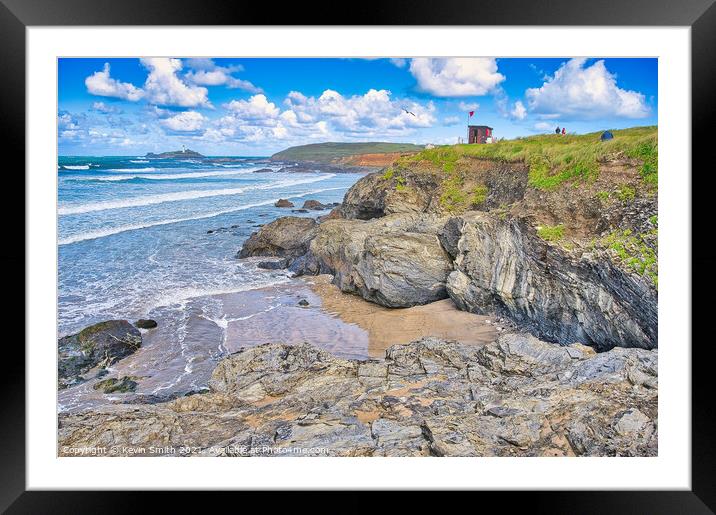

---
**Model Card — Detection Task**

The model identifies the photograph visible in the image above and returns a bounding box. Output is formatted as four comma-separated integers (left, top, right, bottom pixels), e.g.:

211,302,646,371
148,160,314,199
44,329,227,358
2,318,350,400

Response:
55,56,659,458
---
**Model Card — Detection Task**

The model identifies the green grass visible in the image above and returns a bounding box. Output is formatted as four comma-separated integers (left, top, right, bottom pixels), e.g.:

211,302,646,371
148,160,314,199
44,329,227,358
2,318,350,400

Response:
471,185,488,205
402,126,658,191
617,186,636,202
626,139,658,186
271,142,424,163
439,176,467,212
536,224,565,242
601,228,658,287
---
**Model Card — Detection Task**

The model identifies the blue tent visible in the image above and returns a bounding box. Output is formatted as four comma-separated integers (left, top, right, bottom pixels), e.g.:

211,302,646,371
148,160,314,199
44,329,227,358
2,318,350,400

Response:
600,130,614,141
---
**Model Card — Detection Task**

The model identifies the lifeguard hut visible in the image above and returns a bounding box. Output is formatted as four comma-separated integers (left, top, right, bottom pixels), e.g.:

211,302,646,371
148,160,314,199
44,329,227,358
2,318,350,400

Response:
468,125,493,144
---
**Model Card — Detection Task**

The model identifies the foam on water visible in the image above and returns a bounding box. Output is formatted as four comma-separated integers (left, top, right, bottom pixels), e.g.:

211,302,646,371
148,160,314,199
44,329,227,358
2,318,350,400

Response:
58,186,345,245
105,167,158,172
57,154,360,336
59,174,335,215
76,169,257,182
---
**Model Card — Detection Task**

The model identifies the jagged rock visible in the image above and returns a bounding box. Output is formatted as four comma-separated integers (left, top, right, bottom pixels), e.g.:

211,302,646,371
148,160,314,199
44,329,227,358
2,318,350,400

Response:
317,207,343,222
339,163,529,220
340,169,440,219
295,214,453,307
253,168,273,173
237,217,317,261
58,334,657,457
134,319,157,329
257,258,289,270
58,320,142,389
93,376,139,394
274,199,294,208
302,200,327,210
440,213,657,351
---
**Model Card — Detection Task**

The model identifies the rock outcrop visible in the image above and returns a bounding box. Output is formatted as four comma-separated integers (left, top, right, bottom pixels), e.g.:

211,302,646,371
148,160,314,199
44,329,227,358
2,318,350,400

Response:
236,153,657,351
302,200,327,210
274,199,294,208
339,169,439,219
58,334,657,457
58,320,142,389
292,214,453,307
134,319,157,329
237,216,317,262
339,163,529,220
440,213,657,351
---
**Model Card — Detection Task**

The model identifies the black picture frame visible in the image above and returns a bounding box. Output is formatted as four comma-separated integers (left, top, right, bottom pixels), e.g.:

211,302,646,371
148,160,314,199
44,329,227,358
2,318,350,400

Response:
3,0,715,510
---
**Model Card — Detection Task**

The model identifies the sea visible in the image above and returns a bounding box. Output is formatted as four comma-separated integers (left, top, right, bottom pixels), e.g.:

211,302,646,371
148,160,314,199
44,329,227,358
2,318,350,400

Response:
57,155,362,337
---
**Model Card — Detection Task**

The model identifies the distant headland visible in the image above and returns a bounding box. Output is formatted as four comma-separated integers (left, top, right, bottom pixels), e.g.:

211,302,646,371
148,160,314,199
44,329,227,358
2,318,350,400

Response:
270,142,424,165
145,148,205,159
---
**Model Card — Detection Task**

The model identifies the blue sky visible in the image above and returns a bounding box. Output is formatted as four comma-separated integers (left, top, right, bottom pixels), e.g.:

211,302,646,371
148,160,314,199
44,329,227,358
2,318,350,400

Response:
58,57,657,156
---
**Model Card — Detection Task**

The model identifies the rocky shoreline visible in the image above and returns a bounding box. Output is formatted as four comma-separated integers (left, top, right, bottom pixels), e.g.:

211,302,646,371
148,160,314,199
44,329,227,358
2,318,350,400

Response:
58,334,657,457
58,151,658,456
241,157,657,351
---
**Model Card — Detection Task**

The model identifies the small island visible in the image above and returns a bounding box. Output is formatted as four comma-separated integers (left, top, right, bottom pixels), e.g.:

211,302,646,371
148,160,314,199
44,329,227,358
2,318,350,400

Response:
145,148,205,159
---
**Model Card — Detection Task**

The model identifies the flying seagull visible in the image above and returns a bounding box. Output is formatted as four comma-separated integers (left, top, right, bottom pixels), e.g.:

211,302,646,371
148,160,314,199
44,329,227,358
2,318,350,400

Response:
402,108,416,117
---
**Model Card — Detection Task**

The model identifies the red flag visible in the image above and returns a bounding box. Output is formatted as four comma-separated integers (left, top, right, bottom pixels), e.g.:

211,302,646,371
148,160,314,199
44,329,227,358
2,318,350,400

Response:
469,111,474,117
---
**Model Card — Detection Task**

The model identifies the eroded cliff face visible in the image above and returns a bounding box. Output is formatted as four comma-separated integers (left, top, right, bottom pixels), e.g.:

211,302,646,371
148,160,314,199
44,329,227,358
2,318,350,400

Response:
238,154,657,351
58,335,657,457
440,214,657,351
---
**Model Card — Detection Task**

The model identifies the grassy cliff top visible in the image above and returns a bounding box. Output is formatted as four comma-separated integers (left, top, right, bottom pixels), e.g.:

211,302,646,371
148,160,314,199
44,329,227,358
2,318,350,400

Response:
400,126,657,190
270,142,424,163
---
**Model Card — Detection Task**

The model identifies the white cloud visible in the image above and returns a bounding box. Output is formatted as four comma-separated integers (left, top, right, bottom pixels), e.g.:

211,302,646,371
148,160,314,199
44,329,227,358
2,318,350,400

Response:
184,58,261,93
286,88,436,136
198,88,436,146
91,101,122,114
140,58,211,108
389,58,407,68
443,116,461,126
224,94,280,123
458,101,480,112
160,111,207,132
409,58,505,97
510,100,527,120
85,63,144,101
58,111,81,130
525,58,649,119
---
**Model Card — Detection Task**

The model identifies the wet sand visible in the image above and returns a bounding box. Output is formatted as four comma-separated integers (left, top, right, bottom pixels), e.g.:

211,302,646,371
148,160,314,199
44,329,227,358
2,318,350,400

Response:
59,273,497,413
304,275,497,357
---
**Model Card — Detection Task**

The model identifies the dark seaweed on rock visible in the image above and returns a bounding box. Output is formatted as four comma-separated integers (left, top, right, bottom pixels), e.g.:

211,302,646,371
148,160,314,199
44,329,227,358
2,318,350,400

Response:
58,320,141,389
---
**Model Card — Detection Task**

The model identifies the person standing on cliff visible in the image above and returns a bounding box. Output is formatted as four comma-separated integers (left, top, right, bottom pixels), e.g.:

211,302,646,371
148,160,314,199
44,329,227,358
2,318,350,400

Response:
555,126,561,134
562,127,566,135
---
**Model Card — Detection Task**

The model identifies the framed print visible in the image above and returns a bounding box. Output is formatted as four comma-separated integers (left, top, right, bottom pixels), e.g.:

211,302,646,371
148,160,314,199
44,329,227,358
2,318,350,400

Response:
4,0,716,510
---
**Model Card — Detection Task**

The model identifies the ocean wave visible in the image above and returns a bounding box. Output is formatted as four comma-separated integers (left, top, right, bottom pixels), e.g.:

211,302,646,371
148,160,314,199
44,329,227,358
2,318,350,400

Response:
105,167,158,172
150,280,290,311
57,185,344,245
58,174,335,215
79,169,257,182
62,165,90,170
129,160,149,163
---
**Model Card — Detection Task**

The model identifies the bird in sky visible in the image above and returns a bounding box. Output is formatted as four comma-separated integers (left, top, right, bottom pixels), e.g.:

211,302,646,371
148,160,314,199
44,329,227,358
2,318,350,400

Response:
402,108,416,117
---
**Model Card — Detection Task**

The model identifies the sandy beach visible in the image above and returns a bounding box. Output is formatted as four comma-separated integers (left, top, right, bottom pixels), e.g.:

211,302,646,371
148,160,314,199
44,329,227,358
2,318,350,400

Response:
58,273,497,413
